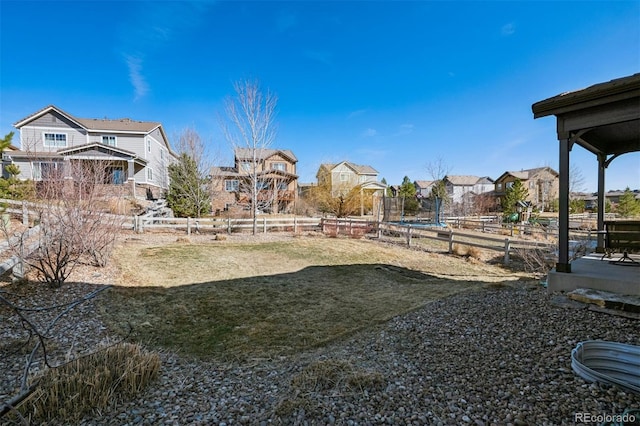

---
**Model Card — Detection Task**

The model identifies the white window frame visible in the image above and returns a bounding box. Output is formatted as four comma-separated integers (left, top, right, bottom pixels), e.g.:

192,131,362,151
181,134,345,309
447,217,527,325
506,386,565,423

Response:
102,135,117,146
43,132,67,148
160,149,165,161
147,167,153,182
225,179,239,192
31,161,63,180
340,173,349,182
271,162,286,172
147,139,151,153
240,162,252,172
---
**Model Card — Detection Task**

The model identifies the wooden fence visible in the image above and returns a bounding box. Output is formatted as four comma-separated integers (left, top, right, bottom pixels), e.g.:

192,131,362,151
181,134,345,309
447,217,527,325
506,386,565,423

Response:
134,215,322,234
320,217,587,265
0,198,602,267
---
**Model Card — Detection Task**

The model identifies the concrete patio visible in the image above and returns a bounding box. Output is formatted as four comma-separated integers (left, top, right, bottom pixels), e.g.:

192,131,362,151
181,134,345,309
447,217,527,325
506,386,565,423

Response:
548,252,639,296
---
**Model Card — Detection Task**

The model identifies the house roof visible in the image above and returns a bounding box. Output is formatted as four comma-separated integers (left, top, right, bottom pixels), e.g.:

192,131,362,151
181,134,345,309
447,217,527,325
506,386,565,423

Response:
444,175,482,186
57,142,148,166
319,161,378,175
414,180,434,188
13,105,177,157
234,148,297,163
495,166,559,183
211,166,242,177
532,73,640,156
14,105,161,133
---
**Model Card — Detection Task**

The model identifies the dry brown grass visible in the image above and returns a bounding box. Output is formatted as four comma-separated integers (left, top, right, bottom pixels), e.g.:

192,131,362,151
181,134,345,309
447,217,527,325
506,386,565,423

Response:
11,343,160,424
100,236,525,361
276,359,385,417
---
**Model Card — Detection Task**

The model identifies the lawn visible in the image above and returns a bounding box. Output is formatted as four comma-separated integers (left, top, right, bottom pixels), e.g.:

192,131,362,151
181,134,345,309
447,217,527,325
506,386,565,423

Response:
100,236,526,361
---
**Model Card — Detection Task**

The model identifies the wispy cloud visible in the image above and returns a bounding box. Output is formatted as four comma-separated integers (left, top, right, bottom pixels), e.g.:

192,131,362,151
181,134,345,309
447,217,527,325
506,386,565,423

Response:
501,22,516,36
117,1,215,100
362,128,377,137
394,123,414,136
347,109,367,119
125,55,149,101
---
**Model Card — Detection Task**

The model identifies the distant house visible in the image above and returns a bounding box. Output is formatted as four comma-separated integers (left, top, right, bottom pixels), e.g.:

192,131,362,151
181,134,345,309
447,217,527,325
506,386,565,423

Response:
6,105,177,199
443,175,494,204
211,148,298,214
315,161,387,215
414,180,435,199
494,166,559,211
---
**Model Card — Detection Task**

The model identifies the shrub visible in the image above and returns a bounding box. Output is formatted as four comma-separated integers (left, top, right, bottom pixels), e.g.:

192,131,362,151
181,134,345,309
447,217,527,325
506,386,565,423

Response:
14,343,160,424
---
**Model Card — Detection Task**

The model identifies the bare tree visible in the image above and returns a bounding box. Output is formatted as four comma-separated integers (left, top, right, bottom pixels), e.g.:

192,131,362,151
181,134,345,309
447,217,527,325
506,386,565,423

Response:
221,79,278,235
2,157,125,286
569,165,586,196
425,157,451,223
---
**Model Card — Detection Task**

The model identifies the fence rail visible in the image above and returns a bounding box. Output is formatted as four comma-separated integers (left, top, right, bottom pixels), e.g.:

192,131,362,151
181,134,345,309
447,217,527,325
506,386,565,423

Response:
321,217,573,265
0,198,603,267
135,216,322,234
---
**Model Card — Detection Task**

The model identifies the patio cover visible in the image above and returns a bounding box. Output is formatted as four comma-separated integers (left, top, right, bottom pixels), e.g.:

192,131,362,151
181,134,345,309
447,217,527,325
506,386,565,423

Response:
532,73,640,272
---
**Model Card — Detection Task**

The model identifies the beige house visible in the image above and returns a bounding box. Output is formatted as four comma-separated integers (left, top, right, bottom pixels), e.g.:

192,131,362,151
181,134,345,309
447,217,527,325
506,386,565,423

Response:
494,167,559,211
6,105,176,199
211,148,298,215
316,161,387,215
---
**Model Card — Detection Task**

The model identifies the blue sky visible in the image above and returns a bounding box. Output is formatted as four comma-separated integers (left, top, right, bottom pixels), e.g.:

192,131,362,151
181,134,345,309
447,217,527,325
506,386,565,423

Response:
1,0,638,191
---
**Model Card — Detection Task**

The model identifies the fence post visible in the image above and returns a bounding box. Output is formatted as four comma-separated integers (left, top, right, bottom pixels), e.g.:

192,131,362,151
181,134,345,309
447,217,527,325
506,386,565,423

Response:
504,238,511,265
22,202,28,226
377,220,382,239
510,223,514,237
227,217,231,234
263,217,267,233
406,224,412,247
294,216,297,233
448,229,454,253
139,216,144,233
482,221,485,233
187,218,191,235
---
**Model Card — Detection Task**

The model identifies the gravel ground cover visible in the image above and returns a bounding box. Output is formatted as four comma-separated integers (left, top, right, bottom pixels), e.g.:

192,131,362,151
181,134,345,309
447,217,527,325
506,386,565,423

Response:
1,232,638,425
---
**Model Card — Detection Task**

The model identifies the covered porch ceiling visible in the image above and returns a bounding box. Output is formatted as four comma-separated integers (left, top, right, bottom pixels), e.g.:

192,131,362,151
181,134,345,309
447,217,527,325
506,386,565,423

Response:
533,73,640,157
532,73,640,277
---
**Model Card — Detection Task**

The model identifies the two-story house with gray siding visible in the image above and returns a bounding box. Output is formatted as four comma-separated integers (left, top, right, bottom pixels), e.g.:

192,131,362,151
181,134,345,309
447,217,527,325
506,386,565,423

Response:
6,105,177,199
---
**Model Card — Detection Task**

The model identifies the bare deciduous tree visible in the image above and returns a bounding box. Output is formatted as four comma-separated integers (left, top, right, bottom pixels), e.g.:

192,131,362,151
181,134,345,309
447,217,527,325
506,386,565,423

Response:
425,157,451,223
221,79,278,234
2,158,125,286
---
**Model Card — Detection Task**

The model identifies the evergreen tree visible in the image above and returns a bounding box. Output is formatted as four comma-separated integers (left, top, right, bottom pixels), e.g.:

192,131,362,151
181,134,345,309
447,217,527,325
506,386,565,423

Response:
0,132,33,200
501,179,529,216
398,176,419,215
616,187,640,217
166,153,211,218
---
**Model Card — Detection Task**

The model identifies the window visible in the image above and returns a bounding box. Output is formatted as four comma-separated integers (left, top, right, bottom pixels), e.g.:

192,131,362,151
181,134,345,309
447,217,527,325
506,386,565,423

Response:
147,167,153,181
32,161,63,180
147,139,151,152
496,183,503,191
506,181,514,189
257,180,269,190
277,182,288,190
271,162,286,172
340,173,349,182
43,133,67,148
240,162,252,172
225,179,239,192
359,175,367,183
106,166,125,184
102,135,117,146
160,149,165,161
